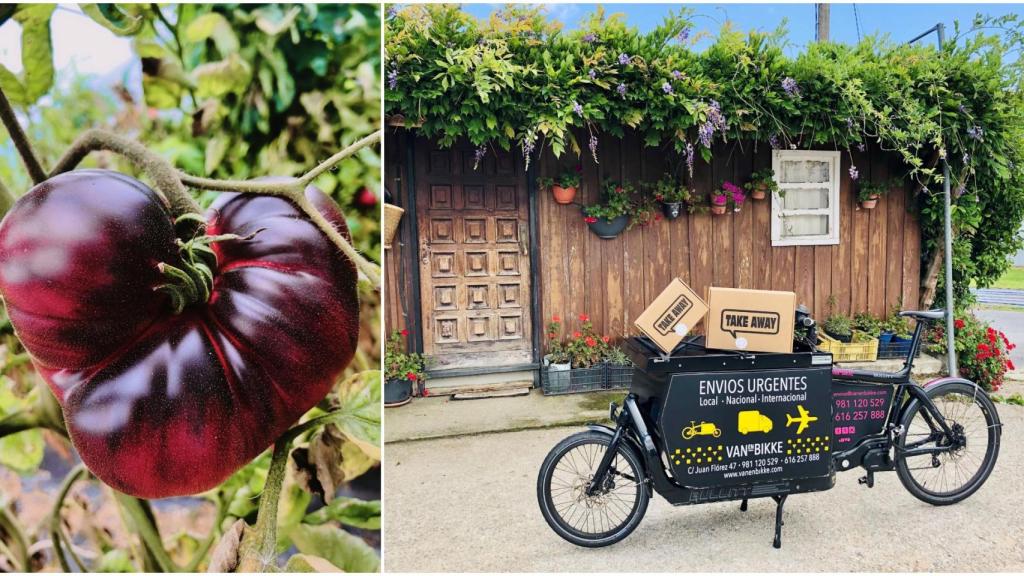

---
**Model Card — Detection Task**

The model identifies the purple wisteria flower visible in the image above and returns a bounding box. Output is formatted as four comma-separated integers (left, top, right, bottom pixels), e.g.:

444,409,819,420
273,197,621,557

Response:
781,77,800,97
967,125,984,141
846,117,854,129
522,132,537,171
697,99,727,148
684,142,695,178
588,68,597,79
618,53,631,66
386,5,397,18
857,143,866,152
768,134,780,149
958,103,967,114
387,68,398,90
849,165,859,181
617,83,627,97
662,82,674,95
582,33,597,43
589,133,599,163
473,144,487,170
671,70,684,80
698,123,714,148
573,101,584,116
677,27,690,42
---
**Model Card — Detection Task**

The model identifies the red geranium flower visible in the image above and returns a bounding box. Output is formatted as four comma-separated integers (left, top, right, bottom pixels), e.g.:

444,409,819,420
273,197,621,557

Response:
584,216,598,224
585,336,597,347
552,314,561,322
954,319,965,330
1009,359,1017,371
406,372,418,381
573,331,582,338
601,335,610,343
579,313,589,322
401,329,409,337
548,332,557,339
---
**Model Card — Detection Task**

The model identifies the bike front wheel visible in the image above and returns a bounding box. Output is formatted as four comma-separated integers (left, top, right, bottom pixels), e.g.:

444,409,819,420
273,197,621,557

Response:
537,430,649,547
895,380,1001,505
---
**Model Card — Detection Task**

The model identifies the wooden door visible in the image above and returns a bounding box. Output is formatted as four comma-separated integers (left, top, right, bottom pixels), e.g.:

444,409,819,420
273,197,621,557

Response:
414,138,533,371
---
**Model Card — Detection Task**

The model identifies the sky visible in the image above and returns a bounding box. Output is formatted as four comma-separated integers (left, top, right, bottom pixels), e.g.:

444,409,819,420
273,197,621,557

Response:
461,3,1024,54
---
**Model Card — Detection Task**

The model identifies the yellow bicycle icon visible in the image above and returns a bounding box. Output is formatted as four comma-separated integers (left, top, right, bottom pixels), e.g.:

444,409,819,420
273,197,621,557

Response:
682,420,722,440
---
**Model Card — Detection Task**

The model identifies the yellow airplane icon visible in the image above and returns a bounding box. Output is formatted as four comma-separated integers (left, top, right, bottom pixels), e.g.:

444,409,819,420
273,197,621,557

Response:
785,404,818,435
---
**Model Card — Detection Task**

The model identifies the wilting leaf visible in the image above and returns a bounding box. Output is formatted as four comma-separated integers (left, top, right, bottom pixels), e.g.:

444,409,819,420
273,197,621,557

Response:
184,12,239,56
330,371,381,460
207,519,246,572
96,549,135,573
80,4,144,36
290,524,379,573
193,54,252,98
253,5,301,37
304,497,381,530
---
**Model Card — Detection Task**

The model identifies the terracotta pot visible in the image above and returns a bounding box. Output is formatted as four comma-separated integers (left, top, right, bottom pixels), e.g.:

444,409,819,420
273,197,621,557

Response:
750,184,767,200
586,214,630,238
860,194,879,209
710,203,727,215
551,185,577,204
661,201,683,220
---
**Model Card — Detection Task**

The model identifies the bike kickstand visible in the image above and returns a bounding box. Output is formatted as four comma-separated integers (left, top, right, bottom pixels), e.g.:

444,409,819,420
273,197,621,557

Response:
771,494,788,549
739,498,748,512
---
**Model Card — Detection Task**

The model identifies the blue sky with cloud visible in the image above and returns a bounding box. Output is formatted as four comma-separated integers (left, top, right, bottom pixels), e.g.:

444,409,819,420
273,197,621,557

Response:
462,3,1024,54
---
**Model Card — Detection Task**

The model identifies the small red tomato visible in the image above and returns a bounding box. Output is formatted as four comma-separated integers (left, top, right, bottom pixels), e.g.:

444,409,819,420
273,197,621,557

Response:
0,169,359,498
355,187,377,209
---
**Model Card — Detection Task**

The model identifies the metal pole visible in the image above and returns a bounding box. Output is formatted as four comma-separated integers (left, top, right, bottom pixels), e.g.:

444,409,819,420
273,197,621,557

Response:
937,23,958,377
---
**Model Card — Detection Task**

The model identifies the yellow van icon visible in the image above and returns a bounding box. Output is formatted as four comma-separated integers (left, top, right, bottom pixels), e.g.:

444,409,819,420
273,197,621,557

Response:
738,410,774,434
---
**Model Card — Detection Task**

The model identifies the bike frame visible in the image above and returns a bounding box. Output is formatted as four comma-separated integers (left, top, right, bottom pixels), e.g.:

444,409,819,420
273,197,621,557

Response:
586,315,976,506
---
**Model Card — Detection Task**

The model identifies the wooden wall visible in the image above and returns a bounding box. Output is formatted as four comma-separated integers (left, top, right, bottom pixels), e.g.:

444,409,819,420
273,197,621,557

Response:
536,132,922,341
385,129,923,349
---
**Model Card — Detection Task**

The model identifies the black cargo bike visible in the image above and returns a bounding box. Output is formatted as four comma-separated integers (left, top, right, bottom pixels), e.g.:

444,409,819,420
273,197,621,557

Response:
536,309,1002,548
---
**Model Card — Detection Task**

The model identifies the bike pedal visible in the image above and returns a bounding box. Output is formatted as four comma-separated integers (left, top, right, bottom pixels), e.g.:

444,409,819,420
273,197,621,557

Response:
858,472,875,488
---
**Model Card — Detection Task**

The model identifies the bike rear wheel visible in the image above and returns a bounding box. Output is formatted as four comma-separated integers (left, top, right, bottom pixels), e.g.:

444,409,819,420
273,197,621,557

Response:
537,430,649,547
895,380,1001,505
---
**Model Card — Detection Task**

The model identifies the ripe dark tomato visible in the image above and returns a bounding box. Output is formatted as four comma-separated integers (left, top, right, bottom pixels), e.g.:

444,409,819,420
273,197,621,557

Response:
0,169,359,498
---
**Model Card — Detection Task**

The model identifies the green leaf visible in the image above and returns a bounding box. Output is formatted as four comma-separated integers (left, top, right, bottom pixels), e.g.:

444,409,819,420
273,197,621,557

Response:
304,497,381,530
96,549,135,573
184,12,239,56
253,5,301,37
0,429,43,474
204,134,231,175
283,553,343,573
11,4,55,104
0,65,26,105
289,524,379,573
80,4,144,36
330,371,381,460
193,54,252,98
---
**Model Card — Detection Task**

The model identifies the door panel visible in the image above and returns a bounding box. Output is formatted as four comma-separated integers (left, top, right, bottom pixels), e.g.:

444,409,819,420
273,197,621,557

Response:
415,139,533,370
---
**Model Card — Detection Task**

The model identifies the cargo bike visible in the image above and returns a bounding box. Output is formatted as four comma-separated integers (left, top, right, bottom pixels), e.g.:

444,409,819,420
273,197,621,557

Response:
537,309,1002,548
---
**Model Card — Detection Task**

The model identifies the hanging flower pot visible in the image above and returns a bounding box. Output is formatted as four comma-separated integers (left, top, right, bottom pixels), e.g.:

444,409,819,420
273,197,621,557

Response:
710,194,728,215
860,194,879,209
750,184,768,200
586,214,630,238
661,201,683,220
551,185,577,204
744,168,778,201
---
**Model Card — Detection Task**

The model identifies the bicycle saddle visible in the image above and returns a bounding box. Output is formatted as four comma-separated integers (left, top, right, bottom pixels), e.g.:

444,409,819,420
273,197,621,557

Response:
898,309,946,320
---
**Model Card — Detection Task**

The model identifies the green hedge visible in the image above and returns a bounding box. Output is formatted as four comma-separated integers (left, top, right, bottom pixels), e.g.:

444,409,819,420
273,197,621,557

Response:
385,6,1024,301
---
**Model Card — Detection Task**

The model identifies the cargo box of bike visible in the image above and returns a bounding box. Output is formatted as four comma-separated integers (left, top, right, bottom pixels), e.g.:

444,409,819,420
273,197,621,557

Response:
537,308,1002,549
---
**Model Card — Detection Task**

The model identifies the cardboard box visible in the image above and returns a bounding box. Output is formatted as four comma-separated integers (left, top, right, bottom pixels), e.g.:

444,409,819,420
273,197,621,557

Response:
705,287,796,353
634,278,709,353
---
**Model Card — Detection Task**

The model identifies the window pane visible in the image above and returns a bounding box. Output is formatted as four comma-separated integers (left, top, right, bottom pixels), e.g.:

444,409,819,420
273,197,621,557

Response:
781,214,830,237
779,159,830,183
781,188,830,210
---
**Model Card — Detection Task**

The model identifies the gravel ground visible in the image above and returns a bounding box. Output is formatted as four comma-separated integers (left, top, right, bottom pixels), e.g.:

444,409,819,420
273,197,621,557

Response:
383,405,1024,572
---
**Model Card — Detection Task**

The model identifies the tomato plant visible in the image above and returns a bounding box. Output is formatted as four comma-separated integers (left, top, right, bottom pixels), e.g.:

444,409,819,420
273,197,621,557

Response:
0,4,381,572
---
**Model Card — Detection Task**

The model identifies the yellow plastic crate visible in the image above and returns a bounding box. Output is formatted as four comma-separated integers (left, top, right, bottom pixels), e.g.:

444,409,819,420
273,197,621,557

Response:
818,331,879,362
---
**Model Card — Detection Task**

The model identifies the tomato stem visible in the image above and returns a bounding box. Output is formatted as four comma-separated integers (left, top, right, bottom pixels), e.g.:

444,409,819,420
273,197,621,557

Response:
237,437,290,572
0,88,47,186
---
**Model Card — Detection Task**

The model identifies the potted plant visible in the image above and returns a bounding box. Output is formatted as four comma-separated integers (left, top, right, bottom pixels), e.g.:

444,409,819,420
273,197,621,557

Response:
603,344,635,389
854,312,884,341
653,175,692,220
709,191,728,215
384,329,426,407
711,181,746,214
539,166,583,204
583,181,633,238
856,179,892,209
744,168,779,200
543,315,572,389
823,313,854,343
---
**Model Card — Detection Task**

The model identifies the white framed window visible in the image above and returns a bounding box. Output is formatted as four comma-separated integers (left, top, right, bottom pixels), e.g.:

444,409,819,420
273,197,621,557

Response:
771,150,841,246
